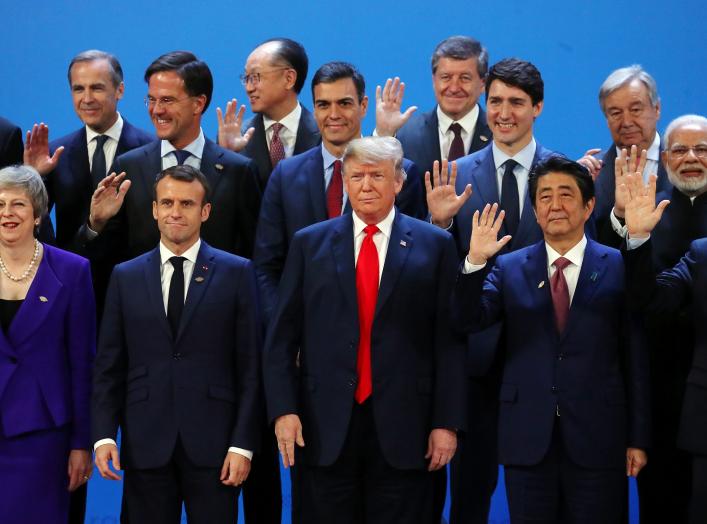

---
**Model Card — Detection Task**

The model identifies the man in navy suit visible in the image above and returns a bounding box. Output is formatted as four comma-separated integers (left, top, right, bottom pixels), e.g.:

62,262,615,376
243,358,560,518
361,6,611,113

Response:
423,57,557,523
0,116,23,168
82,51,261,264
216,38,321,188
254,61,425,325
454,156,649,523
263,136,465,524
92,165,261,524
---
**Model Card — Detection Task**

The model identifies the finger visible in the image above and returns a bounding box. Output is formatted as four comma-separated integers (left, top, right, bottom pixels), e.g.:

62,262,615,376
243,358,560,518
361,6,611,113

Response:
584,148,602,156
111,448,121,471
491,208,506,233
216,107,224,128
226,99,236,121
376,84,383,104
440,159,449,186
449,161,458,189
220,457,229,481
51,145,65,165
285,439,295,467
479,203,492,227
243,127,255,143
278,442,290,469
637,148,648,175
459,184,473,205
629,145,638,172
236,104,246,125
424,171,433,195
471,209,480,230
497,234,513,250
68,466,81,491
116,179,132,201
296,426,305,448
431,160,440,188
393,78,404,104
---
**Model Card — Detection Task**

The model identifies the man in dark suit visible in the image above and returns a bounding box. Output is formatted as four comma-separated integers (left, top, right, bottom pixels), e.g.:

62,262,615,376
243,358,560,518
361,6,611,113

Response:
455,156,650,523
216,38,320,187
21,49,153,524
92,165,261,524
375,36,491,183
263,136,465,524
82,51,261,264
0,116,23,167
254,61,425,325
424,58,557,523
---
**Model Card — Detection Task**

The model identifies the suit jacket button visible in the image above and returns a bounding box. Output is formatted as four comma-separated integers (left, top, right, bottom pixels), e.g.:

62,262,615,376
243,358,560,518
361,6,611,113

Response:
348,378,357,387
557,353,565,360
551,386,558,393
173,353,181,360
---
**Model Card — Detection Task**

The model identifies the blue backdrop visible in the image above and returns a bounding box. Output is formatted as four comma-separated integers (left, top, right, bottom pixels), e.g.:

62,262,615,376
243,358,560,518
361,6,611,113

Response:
2,0,704,522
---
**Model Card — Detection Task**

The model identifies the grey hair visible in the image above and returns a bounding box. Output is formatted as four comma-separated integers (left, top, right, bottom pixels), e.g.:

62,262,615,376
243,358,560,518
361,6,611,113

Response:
664,114,707,147
431,35,489,78
343,137,407,181
68,49,124,87
598,65,659,114
0,165,49,219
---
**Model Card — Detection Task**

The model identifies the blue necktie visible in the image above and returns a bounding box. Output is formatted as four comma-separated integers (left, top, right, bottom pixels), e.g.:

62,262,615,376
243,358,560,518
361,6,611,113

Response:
173,150,191,165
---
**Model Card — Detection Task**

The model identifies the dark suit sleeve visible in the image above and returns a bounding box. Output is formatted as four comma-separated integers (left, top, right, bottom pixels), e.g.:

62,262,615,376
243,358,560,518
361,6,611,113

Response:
396,160,426,219
66,259,97,449
91,268,128,443
234,159,262,259
253,163,287,325
262,231,305,423
452,260,505,334
0,122,23,167
230,260,263,450
623,304,651,450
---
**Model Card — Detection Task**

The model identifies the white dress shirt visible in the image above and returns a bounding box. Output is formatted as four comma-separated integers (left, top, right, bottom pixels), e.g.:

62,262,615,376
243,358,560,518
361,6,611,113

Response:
161,129,206,170
94,238,253,460
352,206,396,282
492,138,537,216
86,113,124,175
263,103,301,159
437,105,479,161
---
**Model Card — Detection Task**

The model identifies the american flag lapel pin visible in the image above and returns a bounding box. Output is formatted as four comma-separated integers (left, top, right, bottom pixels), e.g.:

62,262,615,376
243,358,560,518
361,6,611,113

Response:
215,163,224,171
400,240,407,247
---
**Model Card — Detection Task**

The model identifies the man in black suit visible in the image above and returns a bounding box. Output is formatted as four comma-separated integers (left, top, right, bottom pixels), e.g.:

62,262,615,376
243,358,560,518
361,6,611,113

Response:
92,165,261,524
0,116,23,167
82,51,261,265
22,50,153,524
216,38,320,187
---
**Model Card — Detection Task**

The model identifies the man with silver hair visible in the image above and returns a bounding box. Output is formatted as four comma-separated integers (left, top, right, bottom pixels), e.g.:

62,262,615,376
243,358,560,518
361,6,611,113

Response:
605,114,707,523
264,136,465,524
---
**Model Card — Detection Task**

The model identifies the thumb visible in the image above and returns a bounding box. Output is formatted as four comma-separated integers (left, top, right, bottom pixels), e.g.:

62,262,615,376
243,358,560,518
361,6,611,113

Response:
654,199,670,220
117,179,132,199
243,127,255,143
402,106,418,120
296,426,305,447
111,447,121,471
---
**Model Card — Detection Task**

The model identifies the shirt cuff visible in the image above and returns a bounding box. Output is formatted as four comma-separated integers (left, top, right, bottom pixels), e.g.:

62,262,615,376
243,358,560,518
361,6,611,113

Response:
609,208,628,238
94,438,117,451
429,216,454,231
462,256,487,274
626,234,650,250
228,447,253,460
85,223,99,239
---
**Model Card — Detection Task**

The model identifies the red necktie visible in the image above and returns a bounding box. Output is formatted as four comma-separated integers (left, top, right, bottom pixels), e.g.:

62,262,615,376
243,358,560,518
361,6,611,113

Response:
355,224,379,403
550,257,571,333
447,122,465,161
269,123,285,168
327,160,343,218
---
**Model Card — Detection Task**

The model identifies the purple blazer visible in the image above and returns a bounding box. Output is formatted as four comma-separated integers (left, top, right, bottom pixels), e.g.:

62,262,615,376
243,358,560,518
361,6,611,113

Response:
0,244,96,448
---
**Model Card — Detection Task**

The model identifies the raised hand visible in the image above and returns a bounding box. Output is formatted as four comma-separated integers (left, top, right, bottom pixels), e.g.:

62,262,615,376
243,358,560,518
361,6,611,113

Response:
614,145,647,218
576,148,603,180
375,77,417,137
89,172,131,233
467,203,512,265
23,123,64,175
216,99,255,152
620,171,669,238
424,160,472,228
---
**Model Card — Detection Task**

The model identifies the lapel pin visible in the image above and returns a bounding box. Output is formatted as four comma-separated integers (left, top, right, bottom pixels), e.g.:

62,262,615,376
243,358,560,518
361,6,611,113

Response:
202,265,209,271
480,135,489,142
215,163,224,171
194,276,205,283
590,271,598,282
400,240,407,247
538,281,545,289
39,296,48,302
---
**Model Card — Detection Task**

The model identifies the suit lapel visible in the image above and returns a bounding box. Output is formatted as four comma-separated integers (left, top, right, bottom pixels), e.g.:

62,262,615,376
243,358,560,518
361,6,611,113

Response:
307,148,328,221
469,106,491,153
294,106,321,154
470,147,499,207
177,244,216,341
375,211,411,317
562,240,607,341
69,129,92,193
142,247,173,340
200,140,225,194
511,145,547,249
331,215,357,313
426,110,443,164
247,115,272,185
520,242,556,336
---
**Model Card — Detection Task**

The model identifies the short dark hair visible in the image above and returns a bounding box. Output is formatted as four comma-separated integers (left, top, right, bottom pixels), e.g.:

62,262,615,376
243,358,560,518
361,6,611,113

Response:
153,165,212,205
485,58,544,106
68,50,123,87
144,51,213,113
431,36,488,78
258,37,308,94
529,156,594,207
311,62,366,103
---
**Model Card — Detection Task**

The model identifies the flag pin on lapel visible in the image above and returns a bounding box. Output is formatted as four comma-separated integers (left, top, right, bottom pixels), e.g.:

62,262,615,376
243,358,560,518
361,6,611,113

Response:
538,281,545,288
215,164,224,171
39,296,48,302
195,276,205,283
590,271,598,282
400,240,407,247
480,135,489,142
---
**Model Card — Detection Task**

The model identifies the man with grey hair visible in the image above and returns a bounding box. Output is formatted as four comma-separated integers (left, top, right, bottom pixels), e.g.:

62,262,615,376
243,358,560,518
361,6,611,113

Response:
603,114,707,523
264,136,465,524
22,48,152,524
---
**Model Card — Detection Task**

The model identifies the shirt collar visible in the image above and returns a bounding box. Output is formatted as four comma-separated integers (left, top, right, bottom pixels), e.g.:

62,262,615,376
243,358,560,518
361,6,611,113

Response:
545,235,587,269
263,103,302,134
86,112,123,144
492,137,537,172
352,205,396,239
159,238,201,267
161,128,205,160
614,132,661,162
321,143,342,170
437,104,480,135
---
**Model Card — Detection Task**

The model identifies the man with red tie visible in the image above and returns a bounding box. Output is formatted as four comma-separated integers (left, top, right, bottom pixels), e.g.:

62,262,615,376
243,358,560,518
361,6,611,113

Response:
263,136,465,524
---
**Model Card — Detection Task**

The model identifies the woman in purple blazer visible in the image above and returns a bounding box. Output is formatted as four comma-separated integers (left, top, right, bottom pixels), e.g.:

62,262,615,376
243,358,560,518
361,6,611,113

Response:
0,165,95,523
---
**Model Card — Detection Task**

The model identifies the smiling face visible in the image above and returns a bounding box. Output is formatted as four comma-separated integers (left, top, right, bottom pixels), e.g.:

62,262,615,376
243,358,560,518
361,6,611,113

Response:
244,43,296,120
603,79,660,152
433,57,485,121
147,71,205,150
0,187,38,247
663,123,707,197
486,80,543,156
70,59,124,133
313,78,368,156
152,176,210,254
534,172,594,246
344,158,402,224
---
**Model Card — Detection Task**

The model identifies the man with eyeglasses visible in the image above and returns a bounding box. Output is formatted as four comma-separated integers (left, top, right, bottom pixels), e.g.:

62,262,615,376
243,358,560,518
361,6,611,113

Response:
216,38,320,188
601,114,707,524
78,51,261,267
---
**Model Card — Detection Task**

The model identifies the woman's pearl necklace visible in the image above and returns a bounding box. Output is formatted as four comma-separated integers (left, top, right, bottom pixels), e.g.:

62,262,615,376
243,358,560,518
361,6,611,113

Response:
0,239,40,282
